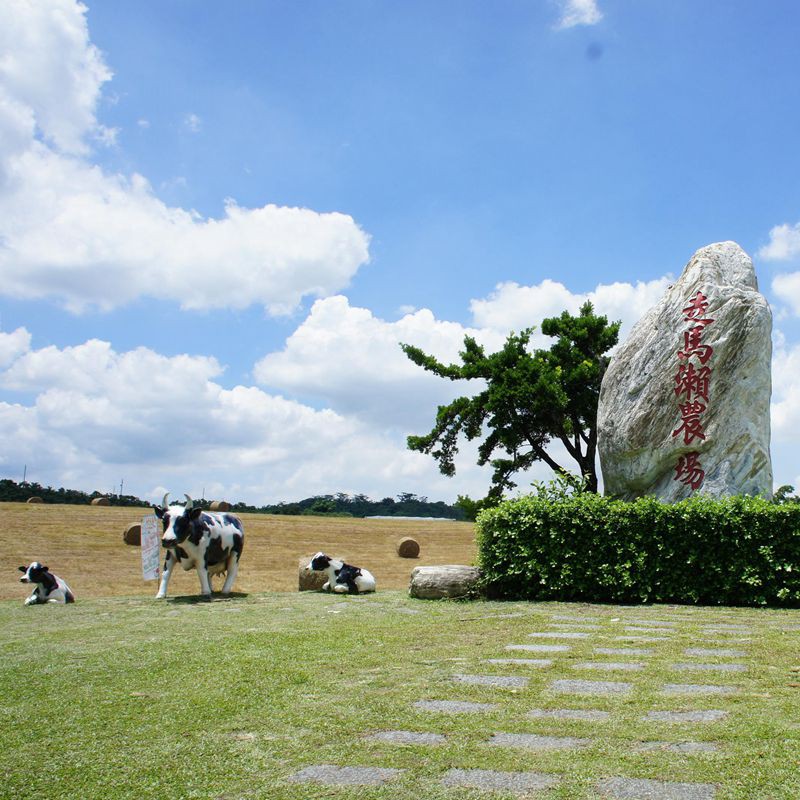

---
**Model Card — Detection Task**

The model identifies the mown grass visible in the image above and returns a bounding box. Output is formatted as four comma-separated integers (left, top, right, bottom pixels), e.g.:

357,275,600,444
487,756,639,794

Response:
2,591,799,799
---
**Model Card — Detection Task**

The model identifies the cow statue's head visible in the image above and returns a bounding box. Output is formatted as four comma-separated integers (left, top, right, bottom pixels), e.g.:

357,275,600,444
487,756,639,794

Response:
18,561,50,584
153,493,204,548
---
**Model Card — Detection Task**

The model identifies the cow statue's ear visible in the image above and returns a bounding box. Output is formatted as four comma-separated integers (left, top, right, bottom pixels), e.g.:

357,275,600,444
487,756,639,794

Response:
41,565,48,572
189,507,204,521
153,506,165,518
18,566,26,572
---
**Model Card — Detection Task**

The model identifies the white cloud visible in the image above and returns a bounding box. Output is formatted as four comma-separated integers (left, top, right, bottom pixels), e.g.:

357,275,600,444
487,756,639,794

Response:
183,112,201,133
254,295,505,429
0,0,370,314
758,221,800,262
772,272,800,316
555,0,603,29
0,335,497,503
470,277,670,347
0,327,31,368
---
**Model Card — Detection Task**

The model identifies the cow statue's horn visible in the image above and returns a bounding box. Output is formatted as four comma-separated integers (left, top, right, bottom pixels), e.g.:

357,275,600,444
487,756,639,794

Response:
184,494,194,511
161,492,170,509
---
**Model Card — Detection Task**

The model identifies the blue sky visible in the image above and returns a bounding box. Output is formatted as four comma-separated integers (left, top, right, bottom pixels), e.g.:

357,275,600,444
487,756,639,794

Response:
1,0,800,505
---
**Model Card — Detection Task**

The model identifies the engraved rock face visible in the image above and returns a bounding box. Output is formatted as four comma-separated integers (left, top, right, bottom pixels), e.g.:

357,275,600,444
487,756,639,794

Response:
597,241,772,501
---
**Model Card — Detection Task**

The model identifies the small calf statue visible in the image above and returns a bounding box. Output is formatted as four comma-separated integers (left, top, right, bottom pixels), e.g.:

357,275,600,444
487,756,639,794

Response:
18,562,75,605
154,493,244,599
308,552,376,594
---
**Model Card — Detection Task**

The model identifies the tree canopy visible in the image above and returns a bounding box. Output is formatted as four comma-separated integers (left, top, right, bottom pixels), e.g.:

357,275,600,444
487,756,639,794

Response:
401,302,620,496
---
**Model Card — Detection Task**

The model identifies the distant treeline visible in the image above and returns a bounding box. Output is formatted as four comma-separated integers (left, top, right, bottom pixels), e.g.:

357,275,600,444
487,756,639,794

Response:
0,479,145,507
0,479,465,519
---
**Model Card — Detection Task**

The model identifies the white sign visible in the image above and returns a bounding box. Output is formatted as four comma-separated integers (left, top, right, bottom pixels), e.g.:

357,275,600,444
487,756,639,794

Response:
141,515,161,581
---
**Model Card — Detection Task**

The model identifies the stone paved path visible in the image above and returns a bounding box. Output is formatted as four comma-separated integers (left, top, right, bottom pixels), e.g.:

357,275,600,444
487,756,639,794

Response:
288,601,788,796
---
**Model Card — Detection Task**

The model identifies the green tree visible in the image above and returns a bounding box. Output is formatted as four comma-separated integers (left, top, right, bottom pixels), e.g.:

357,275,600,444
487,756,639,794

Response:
401,302,619,495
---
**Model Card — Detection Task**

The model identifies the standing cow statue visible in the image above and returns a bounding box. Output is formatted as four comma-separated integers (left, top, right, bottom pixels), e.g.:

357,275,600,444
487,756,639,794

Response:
153,493,244,600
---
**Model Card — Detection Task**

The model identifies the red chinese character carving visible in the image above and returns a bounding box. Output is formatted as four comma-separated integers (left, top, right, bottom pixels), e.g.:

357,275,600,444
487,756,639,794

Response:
674,452,705,490
672,400,707,444
682,291,715,325
678,326,714,364
674,363,712,402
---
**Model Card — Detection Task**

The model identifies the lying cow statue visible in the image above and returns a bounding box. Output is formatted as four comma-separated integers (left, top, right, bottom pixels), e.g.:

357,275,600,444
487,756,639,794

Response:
308,552,376,594
153,493,244,600
18,561,75,605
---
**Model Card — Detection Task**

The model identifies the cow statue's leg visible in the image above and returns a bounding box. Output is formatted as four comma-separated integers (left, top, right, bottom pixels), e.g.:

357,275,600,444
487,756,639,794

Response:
155,551,175,599
24,589,40,606
196,563,212,599
220,553,239,596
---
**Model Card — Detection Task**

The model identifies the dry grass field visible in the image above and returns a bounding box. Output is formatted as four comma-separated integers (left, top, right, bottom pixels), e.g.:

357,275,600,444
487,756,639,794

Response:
0,501,477,601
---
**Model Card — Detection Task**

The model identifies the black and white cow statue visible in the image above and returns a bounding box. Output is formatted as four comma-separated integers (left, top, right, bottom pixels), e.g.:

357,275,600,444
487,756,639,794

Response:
308,552,376,594
18,562,75,605
153,493,244,600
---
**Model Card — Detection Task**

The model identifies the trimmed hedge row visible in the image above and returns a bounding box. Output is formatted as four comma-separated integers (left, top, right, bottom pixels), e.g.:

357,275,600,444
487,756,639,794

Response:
476,493,800,606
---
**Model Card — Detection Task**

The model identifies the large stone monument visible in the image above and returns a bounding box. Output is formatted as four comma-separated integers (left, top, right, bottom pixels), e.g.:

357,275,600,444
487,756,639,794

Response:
598,241,772,502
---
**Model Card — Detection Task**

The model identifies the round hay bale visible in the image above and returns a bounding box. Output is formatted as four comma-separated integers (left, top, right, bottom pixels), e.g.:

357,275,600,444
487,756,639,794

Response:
409,565,482,600
123,523,142,546
396,536,420,558
210,500,232,512
26,496,44,504
298,556,328,592
91,497,111,506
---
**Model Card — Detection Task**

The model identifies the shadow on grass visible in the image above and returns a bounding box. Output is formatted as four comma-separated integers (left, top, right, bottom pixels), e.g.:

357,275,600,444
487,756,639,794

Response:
165,591,249,604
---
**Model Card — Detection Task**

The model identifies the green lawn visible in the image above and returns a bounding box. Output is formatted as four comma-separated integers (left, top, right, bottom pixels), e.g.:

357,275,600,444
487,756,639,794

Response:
1,591,798,799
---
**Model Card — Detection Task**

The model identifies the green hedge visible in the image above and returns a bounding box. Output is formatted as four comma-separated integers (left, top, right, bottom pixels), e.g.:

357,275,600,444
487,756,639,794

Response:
476,493,800,606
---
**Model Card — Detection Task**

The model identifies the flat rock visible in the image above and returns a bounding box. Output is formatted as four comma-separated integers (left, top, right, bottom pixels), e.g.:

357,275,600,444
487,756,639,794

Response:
598,240,773,502
637,741,719,753
625,619,677,627
485,658,553,667
529,631,590,639
366,730,446,745
528,708,611,721
549,622,602,630
550,679,632,695
625,626,674,634
441,768,559,793
572,661,645,671
596,648,653,656
671,663,746,672
551,614,601,622
685,648,746,658
506,643,571,653
287,765,403,786
408,564,481,599
596,776,716,799
644,710,728,723
453,673,529,688
489,732,592,750
661,684,737,695
615,635,669,642
414,699,497,714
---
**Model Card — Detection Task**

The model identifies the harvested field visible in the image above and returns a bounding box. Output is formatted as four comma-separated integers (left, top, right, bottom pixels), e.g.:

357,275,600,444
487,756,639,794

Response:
0,502,476,600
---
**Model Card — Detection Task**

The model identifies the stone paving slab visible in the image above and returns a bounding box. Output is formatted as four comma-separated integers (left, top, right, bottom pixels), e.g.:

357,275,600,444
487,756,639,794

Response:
551,679,632,694
529,631,591,639
550,614,601,622
442,768,559,793
573,661,645,671
453,673,529,688
287,765,404,786
549,622,602,629
644,710,728,723
625,619,677,628
596,647,653,656
528,708,611,721
625,626,675,634
615,635,669,642
489,732,592,750
671,662,746,672
414,699,497,714
506,643,571,653
366,730,446,745
702,624,751,632
684,648,746,658
661,683,737,695
596,775,716,799
486,658,553,667
637,740,719,753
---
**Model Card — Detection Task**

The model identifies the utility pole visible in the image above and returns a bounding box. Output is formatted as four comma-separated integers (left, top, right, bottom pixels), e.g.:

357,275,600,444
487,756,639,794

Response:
22,464,26,484
120,478,124,497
